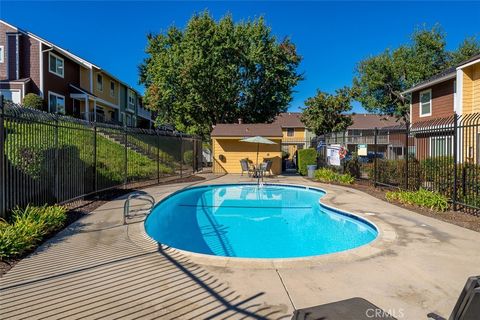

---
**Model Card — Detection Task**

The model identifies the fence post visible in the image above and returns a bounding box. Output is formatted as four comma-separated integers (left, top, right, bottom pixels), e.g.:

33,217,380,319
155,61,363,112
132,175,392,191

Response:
54,114,59,202
0,95,5,218
373,127,378,187
453,112,458,211
405,121,409,191
180,135,183,178
93,124,97,193
124,126,128,187
157,130,160,184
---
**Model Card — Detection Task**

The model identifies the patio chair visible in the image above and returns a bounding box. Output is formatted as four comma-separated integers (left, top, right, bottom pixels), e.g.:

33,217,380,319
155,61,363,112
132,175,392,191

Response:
240,159,254,177
427,275,480,320
291,297,396,319
260,160,273,176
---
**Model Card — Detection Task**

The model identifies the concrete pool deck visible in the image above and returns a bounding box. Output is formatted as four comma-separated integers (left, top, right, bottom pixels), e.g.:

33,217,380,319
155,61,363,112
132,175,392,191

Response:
1,173,480,319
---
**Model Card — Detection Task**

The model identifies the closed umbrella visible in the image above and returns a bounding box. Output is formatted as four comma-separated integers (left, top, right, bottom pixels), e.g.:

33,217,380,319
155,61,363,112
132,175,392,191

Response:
240,136,277,167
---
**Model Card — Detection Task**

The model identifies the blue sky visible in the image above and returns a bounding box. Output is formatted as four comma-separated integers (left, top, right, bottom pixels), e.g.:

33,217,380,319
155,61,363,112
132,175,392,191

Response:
1,1,479,113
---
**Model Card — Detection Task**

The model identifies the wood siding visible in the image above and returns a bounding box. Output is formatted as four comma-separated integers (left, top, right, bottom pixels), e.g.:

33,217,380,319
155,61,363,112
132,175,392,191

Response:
79,67,91,92
281,127,305,141
411,78,455,123
212,137,282,174
463,64,480,114
93,71,119,106
43,45,81,114
0,23,41,95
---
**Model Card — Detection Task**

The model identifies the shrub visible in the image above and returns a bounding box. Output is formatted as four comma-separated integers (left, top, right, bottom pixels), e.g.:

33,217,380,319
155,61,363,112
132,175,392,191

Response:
183,150,194,165
0,205,67,260
386,189,449,211
397,156,422,190
22,93,44,109
314,168,354,184
344,153,361,178
297,148,317,175
421,156,454,181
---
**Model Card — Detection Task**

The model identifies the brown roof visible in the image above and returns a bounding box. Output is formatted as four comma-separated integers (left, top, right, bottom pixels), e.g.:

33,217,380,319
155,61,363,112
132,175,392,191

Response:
349,114,402,130
211,123,283,137
273,112,305,128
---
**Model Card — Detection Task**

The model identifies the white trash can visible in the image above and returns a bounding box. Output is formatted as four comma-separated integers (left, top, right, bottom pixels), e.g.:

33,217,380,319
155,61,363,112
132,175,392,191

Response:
307,165,317,178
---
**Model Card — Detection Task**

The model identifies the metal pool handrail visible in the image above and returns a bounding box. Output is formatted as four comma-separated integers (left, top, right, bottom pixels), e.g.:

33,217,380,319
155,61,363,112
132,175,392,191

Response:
123,193,155,225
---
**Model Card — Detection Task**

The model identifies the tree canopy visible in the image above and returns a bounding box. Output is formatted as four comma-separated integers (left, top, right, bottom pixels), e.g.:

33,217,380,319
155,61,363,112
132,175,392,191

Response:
353,25,480,120
301,87,354,136
139,11,302,138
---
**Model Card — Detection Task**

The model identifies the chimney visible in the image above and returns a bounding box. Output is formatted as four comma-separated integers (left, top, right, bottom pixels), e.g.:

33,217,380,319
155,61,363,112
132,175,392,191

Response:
238,118,243,124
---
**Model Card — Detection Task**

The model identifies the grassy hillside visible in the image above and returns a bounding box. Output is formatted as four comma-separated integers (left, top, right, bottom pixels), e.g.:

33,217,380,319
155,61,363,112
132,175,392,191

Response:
4,120,174,188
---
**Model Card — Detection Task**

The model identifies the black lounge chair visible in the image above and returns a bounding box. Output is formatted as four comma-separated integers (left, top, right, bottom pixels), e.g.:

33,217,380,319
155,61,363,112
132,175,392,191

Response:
428,275,480,320
291,275,480,320
291,297,396,320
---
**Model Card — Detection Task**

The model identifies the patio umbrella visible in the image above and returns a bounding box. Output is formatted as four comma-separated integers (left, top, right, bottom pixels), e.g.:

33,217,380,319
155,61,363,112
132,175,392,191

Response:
240,136,277,167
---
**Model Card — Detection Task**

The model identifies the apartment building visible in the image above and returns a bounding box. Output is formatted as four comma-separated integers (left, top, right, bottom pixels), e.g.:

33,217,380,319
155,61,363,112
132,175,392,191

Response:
0,20,153,128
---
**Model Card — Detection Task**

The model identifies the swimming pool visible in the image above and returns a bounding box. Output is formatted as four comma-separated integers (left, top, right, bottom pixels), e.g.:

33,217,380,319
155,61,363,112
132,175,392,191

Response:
145,184,378,259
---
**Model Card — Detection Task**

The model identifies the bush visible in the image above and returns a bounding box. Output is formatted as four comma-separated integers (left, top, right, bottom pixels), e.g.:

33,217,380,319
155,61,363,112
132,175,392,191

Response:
183,150,194,165
314,168,354,184
397,156,422,190
386,189,449,211
0,205,67,260
22,93,44,109
421,156,454,181
344,153,361,178
297,148,317,175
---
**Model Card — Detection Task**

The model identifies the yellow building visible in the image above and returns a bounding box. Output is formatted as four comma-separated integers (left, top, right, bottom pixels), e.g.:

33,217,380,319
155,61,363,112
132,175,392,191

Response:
457,54,480,163
73,67,121,122
273,112,314,163
211,123,283,174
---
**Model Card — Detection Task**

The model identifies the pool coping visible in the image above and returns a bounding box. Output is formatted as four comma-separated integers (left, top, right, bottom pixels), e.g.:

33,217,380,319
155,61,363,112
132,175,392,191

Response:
129,182,397,269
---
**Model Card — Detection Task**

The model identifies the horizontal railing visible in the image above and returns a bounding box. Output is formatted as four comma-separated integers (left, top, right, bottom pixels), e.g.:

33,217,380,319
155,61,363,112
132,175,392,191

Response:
326,135,389,145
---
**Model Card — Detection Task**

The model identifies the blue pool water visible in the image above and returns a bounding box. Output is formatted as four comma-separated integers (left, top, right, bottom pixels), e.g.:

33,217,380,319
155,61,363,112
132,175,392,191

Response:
145,184,378,259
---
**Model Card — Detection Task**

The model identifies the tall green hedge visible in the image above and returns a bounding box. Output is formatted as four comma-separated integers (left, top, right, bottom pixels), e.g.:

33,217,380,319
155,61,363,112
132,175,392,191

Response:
297,148,317,175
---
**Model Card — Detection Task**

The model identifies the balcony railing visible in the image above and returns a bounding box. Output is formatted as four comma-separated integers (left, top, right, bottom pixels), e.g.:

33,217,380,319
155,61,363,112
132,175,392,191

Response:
79,112,122,126
137,106,151,120
326,135,390,145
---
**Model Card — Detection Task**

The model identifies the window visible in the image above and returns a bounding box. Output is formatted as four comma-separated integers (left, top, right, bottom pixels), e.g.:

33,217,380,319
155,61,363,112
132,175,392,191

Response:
286,128,294,137
0,46,4,63
128,91,135,105
97,74,103,91
430,136,453,157
408,145,416,157
0,89,21,103
419,89,432,117
48,92,65,114
110,81,115,97
48,52,64,77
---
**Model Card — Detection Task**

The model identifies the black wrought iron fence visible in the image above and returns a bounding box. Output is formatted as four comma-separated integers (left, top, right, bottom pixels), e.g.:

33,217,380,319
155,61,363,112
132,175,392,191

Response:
316,113,480,215
0,99,202,219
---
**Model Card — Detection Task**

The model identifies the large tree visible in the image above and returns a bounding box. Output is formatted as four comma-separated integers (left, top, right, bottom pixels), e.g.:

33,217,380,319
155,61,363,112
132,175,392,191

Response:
301,87,354,136
139,12,302,138
353,25,480,120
